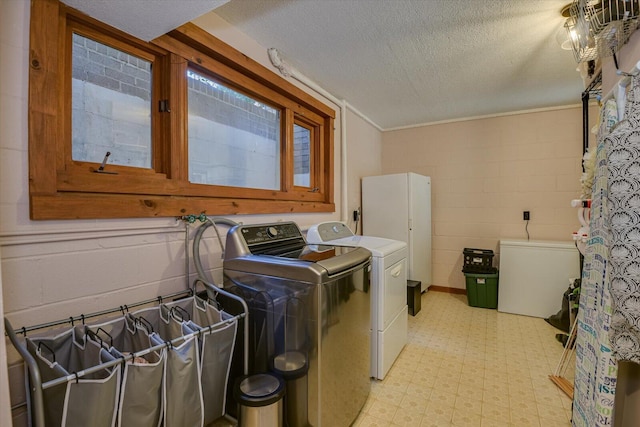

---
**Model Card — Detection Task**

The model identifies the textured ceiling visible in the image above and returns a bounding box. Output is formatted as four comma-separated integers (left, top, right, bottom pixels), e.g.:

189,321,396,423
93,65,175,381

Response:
212,0,585,129
60,0,230,41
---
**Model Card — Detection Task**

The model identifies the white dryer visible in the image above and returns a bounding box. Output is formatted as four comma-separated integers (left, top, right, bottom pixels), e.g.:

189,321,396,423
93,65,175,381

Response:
307,221,408,380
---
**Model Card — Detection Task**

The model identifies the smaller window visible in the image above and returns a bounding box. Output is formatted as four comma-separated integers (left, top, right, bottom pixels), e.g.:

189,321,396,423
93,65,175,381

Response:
293,123,312,188
187,69,282,191
71,32,153,169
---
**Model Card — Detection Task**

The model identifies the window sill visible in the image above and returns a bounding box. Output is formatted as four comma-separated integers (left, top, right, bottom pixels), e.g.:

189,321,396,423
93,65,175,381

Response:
30,193,335,220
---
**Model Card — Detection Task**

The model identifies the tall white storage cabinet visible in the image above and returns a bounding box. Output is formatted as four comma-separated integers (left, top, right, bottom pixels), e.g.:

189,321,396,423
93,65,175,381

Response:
362,173,432,292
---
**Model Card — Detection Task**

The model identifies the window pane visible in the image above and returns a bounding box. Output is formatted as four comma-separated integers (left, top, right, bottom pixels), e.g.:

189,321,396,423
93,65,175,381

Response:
71,33,152,168
293,124,311,187
187,69,281,190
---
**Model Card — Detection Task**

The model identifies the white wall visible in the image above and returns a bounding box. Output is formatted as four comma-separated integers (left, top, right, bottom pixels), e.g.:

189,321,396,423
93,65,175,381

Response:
0,4,382,424
345,108,383,233
601,29,640,96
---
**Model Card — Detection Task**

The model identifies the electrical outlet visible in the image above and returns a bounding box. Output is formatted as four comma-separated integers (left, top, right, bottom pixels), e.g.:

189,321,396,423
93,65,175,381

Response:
523,211,530,221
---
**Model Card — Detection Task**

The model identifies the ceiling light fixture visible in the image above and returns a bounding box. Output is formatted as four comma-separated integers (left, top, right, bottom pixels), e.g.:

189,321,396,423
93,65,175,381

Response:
562,0,640,63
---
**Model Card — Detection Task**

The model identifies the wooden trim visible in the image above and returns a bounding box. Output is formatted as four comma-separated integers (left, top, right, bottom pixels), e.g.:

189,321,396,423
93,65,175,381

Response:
29,0,61,195
160,39,299,113
31,194,335,220
283,109,294,192
66,18,166,61
429,286,467,295
60,7,70,173
165,23,336,118
292,116,316,192
324,117,335,203
312,123,320,192
56,170,327,202
168,53,187,180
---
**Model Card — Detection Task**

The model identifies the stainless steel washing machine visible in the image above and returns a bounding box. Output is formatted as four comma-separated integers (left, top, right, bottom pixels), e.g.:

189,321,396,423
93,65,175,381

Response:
223,221,371,427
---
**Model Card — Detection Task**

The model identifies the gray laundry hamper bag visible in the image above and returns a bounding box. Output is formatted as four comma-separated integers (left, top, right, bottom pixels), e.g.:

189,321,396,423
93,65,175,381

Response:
132,305,204,427
164,295,238,424
84,315,165,427
25,326,121,427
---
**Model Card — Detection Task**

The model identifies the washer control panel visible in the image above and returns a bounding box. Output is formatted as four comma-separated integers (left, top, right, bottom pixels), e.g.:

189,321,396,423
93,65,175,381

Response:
240,222,304,246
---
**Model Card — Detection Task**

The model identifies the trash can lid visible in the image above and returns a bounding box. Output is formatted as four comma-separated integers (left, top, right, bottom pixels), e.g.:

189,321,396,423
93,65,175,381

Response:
240,373,281,396
272,351,308,379
234,373,285,407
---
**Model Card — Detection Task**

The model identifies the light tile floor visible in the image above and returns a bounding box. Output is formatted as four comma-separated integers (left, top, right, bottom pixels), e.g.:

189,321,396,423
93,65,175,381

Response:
354,291,575,427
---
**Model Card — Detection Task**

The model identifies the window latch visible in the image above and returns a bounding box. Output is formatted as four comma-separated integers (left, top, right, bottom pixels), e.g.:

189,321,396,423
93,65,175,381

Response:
93,151,118,175
159,100,170,112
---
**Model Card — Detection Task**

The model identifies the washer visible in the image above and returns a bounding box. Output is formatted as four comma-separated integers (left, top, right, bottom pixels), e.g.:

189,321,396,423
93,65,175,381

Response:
222,221,372,427
307,221,408,380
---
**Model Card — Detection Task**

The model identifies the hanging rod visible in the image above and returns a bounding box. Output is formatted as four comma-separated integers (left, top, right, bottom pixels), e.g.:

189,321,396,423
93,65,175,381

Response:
8,288,194,336
6,312,242,391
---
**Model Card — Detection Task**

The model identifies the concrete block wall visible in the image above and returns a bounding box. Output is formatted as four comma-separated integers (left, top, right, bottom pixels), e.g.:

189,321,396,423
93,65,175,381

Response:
187,70,280,141
189,115,280,188
72,80,152,167
72,33,152,102
2,222,228,425
381,106,598,290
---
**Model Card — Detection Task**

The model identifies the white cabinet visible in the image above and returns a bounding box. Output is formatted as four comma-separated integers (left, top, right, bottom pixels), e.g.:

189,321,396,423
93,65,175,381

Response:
362,173,432,292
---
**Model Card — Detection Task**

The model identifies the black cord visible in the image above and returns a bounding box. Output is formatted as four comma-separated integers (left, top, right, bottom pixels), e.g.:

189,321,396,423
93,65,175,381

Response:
525,220,530,241
613,52,620,71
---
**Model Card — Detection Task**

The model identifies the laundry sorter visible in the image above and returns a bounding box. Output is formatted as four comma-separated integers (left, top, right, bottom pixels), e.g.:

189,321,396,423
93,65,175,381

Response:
5,284,246,427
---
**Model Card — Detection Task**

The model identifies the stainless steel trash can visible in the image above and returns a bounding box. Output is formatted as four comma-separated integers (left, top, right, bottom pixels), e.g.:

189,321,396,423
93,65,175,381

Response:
234,373,285,427
272,351,309,427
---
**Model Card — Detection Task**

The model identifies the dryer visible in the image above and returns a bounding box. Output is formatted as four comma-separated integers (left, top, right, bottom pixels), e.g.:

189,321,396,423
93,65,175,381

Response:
307,221,408,380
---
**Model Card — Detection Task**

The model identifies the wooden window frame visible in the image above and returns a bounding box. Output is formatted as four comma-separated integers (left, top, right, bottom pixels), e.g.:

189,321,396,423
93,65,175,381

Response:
292,115,320,192
29,0,335,220
60,19,169,187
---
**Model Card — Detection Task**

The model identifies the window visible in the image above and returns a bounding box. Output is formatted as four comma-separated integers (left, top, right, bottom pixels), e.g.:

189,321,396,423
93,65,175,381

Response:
187,69,281,190
29,0,335,220
71,33,153,169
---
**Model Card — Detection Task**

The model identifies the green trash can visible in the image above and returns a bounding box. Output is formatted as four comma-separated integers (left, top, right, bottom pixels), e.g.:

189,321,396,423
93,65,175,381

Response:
464,272,499,309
